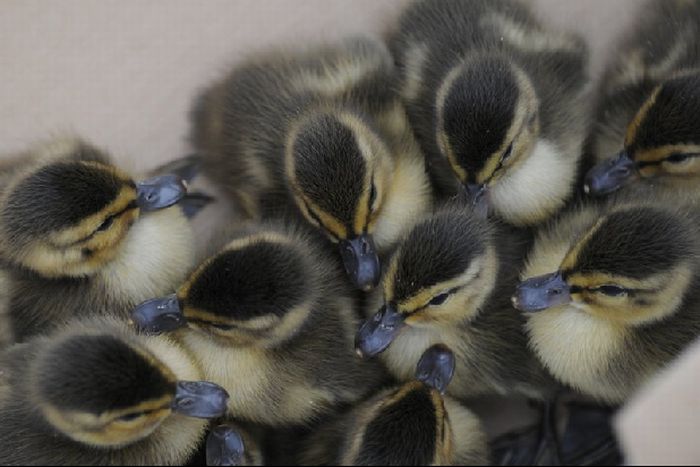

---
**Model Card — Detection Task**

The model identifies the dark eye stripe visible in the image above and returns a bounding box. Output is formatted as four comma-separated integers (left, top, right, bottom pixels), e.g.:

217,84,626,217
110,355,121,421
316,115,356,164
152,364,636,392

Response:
300,197,339,242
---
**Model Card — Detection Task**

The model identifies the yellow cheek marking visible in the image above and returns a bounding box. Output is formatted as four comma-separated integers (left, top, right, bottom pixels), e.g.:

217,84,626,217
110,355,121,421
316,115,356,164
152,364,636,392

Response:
567,272,653,291
49,186,138,246
353,170,374,236
635,144,700,175
625,85,662,147
569,265,693,326
396,249,493,315
560,217,607,271
431,390,453,465
382,250,401,303
436,64,469,183
183,306,277,330
39,396,173,448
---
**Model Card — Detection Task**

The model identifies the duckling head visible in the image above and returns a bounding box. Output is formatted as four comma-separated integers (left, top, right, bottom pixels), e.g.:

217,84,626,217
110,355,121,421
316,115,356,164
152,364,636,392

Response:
436,56,563,225
32,332,228,448
356,207,497,357
0,139,187,278
341,380,455,465
585,73,700,196
132,230,320,347
285,110,393,290
513,205,698,326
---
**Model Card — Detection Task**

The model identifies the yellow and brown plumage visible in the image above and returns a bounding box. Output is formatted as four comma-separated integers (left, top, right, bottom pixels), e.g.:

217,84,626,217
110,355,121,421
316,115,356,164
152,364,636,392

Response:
191,37,432,290
585,0,700,198
132,220,387,426
388,0,590,226
0,137,195,345
514,190,700,404
0,316,228,465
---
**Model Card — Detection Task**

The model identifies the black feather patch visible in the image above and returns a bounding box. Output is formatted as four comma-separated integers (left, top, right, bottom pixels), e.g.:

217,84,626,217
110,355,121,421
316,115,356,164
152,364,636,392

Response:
392,209,490,302
356,386,437,465
38,335,174,414
631,74,700,151
292,113,367,228
2,161,124,236
186,242,309,320
574,208,695,279
442,57,518,179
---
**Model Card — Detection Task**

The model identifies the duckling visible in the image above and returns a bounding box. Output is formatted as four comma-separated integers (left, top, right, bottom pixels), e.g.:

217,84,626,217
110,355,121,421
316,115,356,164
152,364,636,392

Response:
512,191,700,404
388,0,589,225
0,315,229,465
0,137,196,344
191,37,432,290
132,221,386,426
299,345,489,465
585,0,700,197
355,204,558,400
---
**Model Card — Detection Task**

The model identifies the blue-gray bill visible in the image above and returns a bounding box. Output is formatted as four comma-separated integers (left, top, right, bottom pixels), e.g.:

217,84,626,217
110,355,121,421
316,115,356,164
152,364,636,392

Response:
415,344,456,394
339,234,381,291
171,381,229,419
207,425,246,467
512,272,571,312
131,294,186,334
355,303,405,358
136,174,188,211
584,151,637,196
464,183,489,218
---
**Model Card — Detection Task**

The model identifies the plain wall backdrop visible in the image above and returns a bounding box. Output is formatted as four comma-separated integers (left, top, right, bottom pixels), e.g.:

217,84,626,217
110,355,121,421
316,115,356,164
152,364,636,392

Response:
0,0,640,172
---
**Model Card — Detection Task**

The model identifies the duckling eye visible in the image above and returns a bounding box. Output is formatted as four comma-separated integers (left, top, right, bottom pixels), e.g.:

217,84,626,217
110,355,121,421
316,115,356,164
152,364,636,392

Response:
597,285,627,297
96,215,114,233
666,153,694,164
429,292,450,306
501,143,514,163
117,412,142,422
369,182,377,210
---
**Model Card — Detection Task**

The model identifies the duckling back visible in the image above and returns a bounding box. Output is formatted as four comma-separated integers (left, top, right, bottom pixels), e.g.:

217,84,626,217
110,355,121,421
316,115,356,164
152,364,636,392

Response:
191,37,396,220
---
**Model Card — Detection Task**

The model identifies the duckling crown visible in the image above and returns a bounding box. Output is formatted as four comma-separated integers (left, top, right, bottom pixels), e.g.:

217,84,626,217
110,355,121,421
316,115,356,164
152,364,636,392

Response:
441,57,519,180
391,209,490,303
37,335,174,414
184,242,310,321
2,161,130,240
355,384,438,465
570,207,695,279
291,113,367,232
629,74,700,153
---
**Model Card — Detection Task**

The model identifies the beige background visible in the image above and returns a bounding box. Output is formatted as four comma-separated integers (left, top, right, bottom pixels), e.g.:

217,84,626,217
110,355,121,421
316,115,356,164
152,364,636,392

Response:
0,0,641,172
4,0,699,463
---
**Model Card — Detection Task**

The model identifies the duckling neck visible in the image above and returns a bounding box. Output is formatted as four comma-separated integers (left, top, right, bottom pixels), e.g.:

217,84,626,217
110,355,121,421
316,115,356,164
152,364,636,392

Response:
98,207,194,304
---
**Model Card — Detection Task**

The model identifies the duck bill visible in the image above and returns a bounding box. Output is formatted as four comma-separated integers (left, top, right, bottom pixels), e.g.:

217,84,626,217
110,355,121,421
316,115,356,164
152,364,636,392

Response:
131,294,187,334
464,183,489,218
339,234,381,291
355,303,405,358
207,425,246,466
172,381,229,419
136,174,187,211
415,344,456,395
584,151,638,196
512,272,571,312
